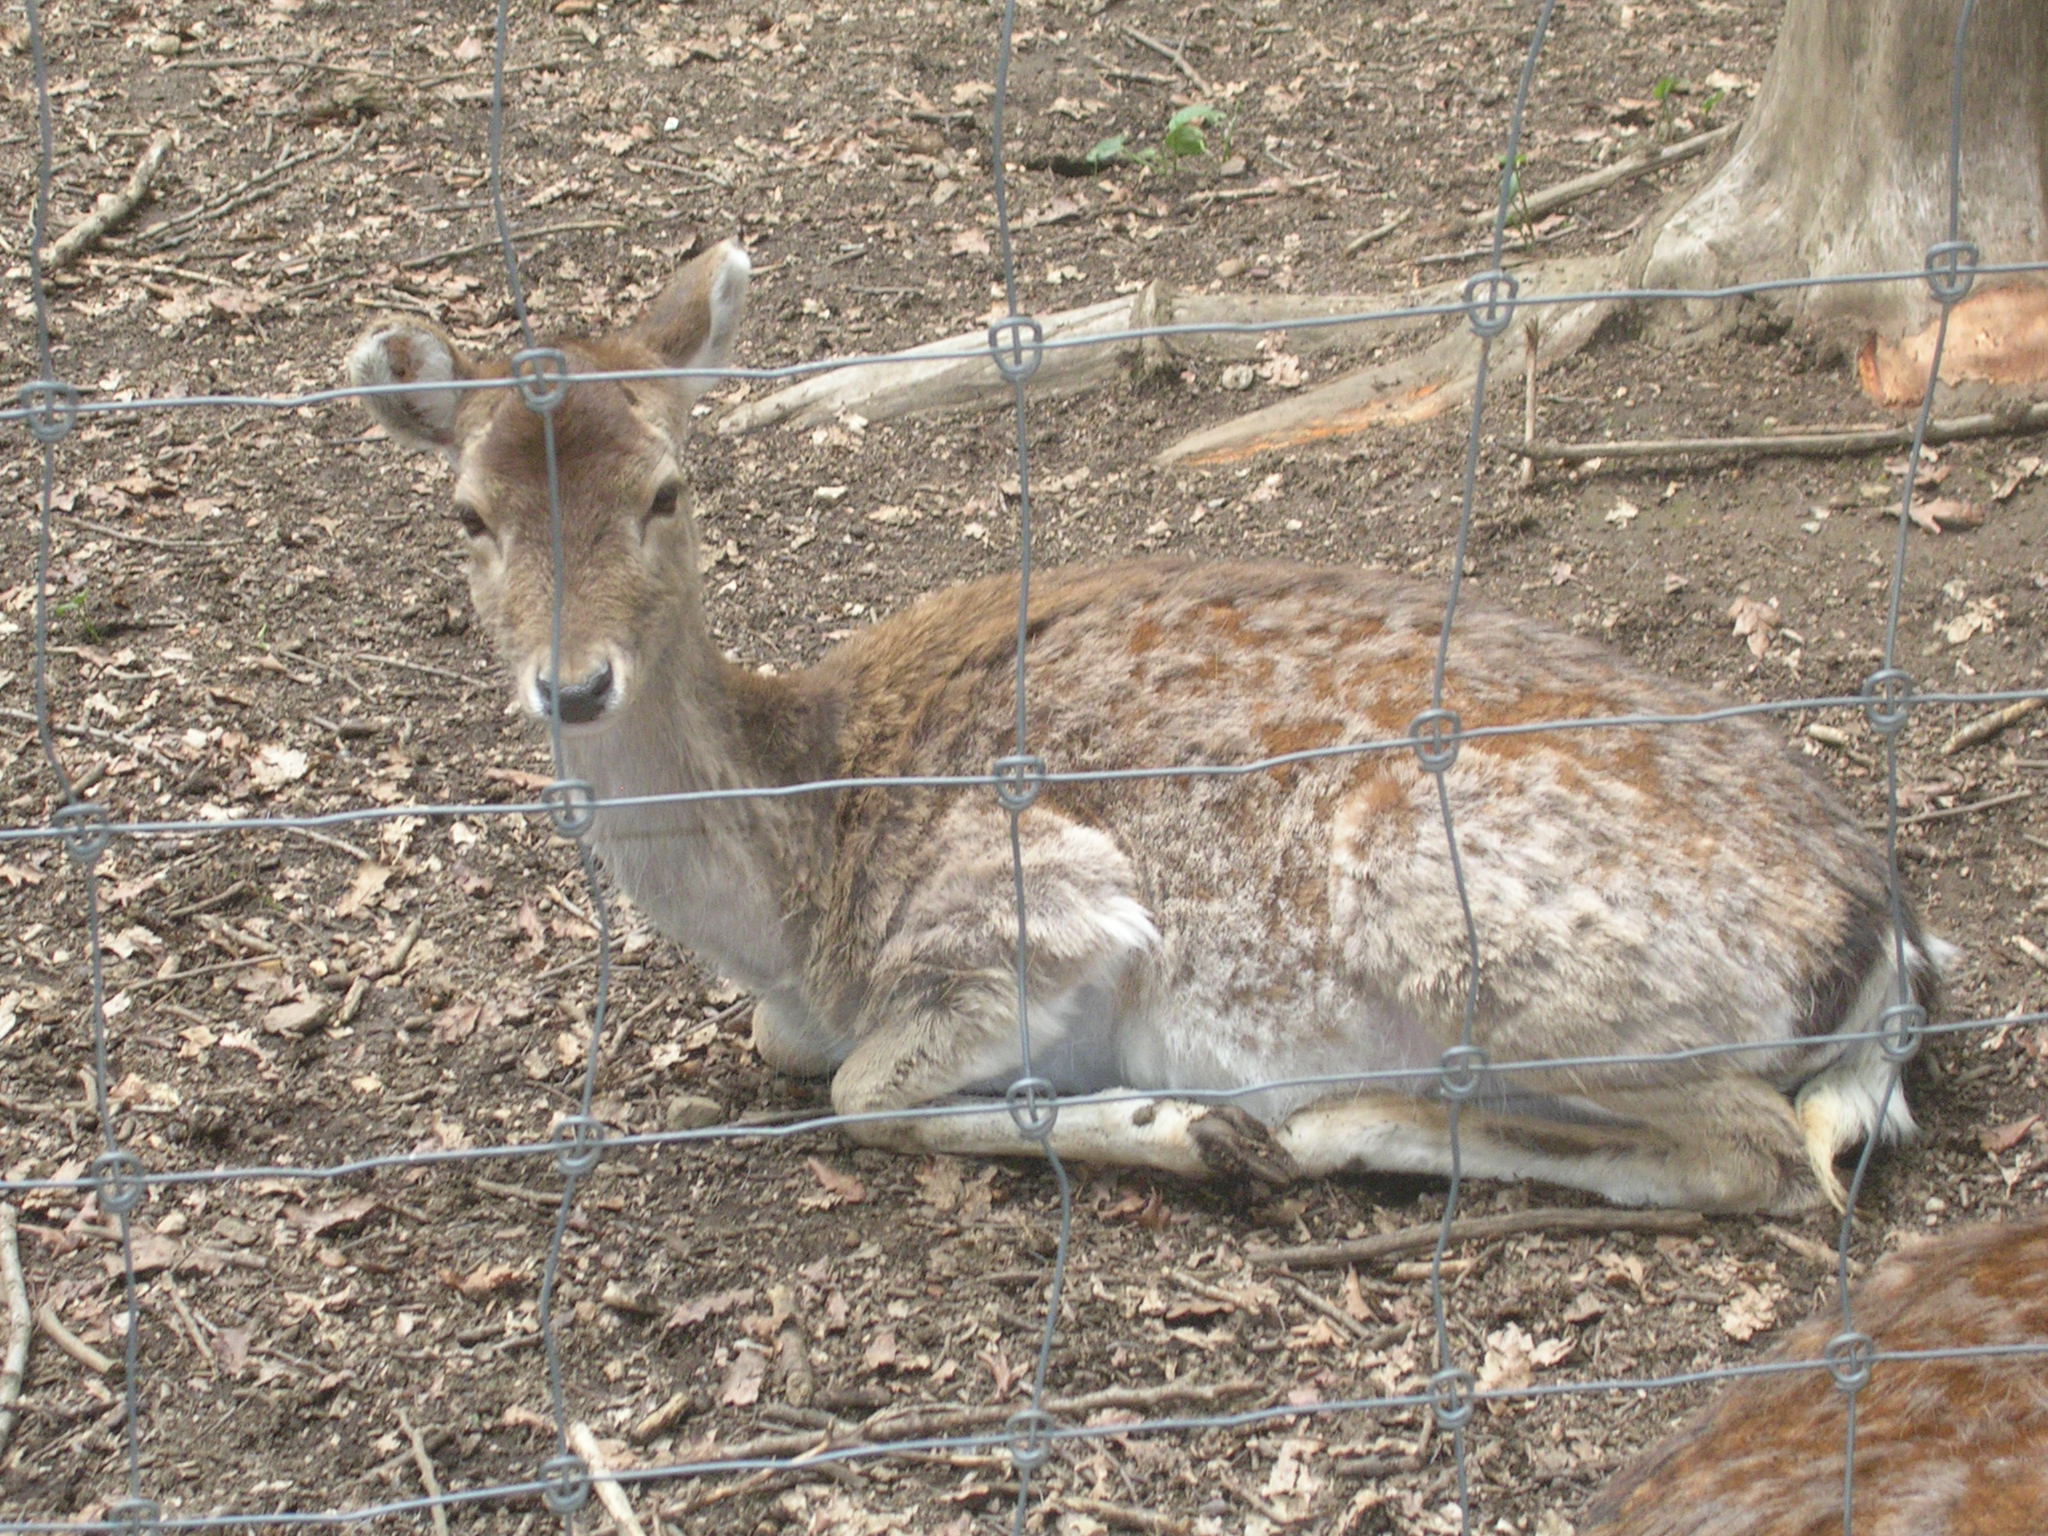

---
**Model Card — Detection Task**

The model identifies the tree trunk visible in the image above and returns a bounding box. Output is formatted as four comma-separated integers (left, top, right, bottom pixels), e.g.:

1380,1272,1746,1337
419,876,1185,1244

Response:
1633,0,2048,377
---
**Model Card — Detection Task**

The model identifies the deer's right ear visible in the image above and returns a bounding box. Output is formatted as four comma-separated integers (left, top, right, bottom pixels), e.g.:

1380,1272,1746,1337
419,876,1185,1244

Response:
346,322,475,456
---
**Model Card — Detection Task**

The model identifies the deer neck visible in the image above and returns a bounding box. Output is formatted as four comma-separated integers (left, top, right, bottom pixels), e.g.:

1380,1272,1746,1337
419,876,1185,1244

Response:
557,613,835,996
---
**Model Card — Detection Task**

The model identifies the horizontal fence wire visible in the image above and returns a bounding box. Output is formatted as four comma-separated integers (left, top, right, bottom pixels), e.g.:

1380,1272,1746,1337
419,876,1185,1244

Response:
5,0,2047,1533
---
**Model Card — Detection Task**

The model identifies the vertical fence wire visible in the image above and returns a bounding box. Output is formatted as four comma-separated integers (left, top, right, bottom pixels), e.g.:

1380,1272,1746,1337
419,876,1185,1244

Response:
3,0,2046,1533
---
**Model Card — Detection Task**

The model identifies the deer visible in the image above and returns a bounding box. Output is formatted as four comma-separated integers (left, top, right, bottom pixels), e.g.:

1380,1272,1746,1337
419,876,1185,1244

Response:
345,239,1947,1213
1578,1214,2048,1535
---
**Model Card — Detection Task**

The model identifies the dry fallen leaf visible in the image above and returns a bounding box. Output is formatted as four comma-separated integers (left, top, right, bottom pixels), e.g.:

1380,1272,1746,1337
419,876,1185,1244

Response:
1719,1282,1779,1341
719,1345,767,1407
1979,1113,2041,1156
804,1156,869,1206
1908,496,1985,534
1727,595,1780,658
248,743,309,791
442,1263,527,1298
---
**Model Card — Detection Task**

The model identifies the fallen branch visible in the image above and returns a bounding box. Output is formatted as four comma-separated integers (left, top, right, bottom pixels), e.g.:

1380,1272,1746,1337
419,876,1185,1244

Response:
0,1205,30,1459
1159,256,1614,465
1250,1206,1705,1271
132,139,340,251
44,130,175,272
691,1377,1264,1466
569,1421,650,1536
1942,696,2047,756
398,1410,450,1536
1185,172,1339,207
35,1299,114,1375
1880,786,2037,831
1475,123,1736,228
1122,25,1213,96
1061,1495,1197,1535
720,288,1418,435
860,1376,1263,1444
1517,399,2048,465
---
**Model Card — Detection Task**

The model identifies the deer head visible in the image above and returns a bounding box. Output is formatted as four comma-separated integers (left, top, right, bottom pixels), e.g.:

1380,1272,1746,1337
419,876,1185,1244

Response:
346,240,751,734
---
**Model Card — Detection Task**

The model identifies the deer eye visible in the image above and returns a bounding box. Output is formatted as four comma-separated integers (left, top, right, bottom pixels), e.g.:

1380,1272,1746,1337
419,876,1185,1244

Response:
453,502,488,539
644,483,681,524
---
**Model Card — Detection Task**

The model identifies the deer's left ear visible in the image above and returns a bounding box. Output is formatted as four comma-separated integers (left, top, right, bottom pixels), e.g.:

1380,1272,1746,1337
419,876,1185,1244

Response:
347,321,478,458
628,239,750,406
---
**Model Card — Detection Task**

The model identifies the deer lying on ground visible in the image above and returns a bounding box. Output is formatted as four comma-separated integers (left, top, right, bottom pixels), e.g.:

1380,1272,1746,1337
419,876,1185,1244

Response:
1578,1215,2048,1535
347,239,1946,1212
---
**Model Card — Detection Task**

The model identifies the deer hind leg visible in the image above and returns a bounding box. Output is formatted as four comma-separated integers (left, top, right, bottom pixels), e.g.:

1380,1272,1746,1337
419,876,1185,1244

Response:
1275,1076,1821,1213
824,805,1297,1182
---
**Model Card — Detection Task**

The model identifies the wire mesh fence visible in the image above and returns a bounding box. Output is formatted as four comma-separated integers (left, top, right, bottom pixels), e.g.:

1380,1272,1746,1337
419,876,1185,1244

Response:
5,0,2048,1532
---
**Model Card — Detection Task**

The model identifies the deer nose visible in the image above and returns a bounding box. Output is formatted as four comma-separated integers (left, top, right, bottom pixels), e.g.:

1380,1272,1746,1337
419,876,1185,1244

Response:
535,662,616,725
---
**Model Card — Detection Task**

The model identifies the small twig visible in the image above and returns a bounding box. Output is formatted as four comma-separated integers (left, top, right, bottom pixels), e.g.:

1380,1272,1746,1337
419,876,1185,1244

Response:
398,1410,452,1536
860,1377,1261,1444
397,218,622,272
1060,1495,1196,1536
1761,1221,1862,1275
0,1205,31,1459
159,1272,215,1369
137,953,272,991
1271,1273,1379,1343
1520,316,1541,489
475,1177,563,1208
132,141,337,249
1342,210,1409,256
570,1421,650,1536
44,130,175,272
379,913,426,976
65,516,234,551
1942,696,2047,756
1184,172,1339,207
285,825,376,863
166,879,253,921
347,650,491,689
1122,25,1214,95
36,1300,115,1375
1251,1206,1705,1270
628,1389,702,1445
2008,934,2048,974
1468,123,1736,227
1518,400,2048,466
1877,786,2037,831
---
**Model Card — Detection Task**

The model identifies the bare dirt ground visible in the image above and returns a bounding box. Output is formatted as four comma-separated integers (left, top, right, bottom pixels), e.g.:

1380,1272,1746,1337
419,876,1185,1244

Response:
4,2,2047,1533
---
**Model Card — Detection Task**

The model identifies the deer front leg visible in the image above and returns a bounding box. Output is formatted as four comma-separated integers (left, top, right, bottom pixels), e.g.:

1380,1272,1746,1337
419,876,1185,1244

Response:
823,804,1297,1183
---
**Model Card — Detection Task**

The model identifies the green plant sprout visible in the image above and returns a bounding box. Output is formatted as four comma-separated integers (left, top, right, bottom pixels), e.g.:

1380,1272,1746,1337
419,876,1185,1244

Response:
1087,103,1233,171
1500,150,1536,245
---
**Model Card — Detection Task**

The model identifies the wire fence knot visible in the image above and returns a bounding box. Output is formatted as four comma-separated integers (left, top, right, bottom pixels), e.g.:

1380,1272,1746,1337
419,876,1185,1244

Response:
542,779,597,839
986,315,1044,384
1859,669,1916,736
92,1150,147,1216
1004,1408,1056,1472
1922,240,1979,306
53,801,114,865
552,1115,607,1178
107,1499,162,1536
1427,1366,1477,1430
1822,1330,1875,1393
992,754,1046,812
1005,1076,1060,1141
510,347,571,414
538,1452,591,1513
1435,1045,1489,1102
1410,709,1463,774
1877,1001,1926,1064
19,378,79,443
1462,270,1520,338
